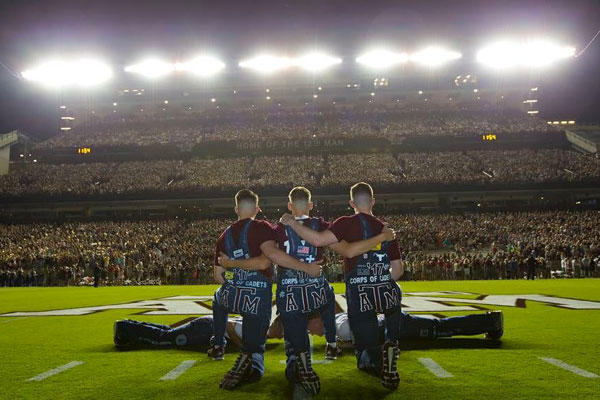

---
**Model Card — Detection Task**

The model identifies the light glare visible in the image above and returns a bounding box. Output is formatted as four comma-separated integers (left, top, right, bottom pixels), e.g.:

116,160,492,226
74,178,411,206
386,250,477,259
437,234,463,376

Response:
175,56,225,77
356,50,409,69
239,55,291,73
477,40,575,69
410,46,462,67
22,59,112,88
293,52,342,71
125,59,175,78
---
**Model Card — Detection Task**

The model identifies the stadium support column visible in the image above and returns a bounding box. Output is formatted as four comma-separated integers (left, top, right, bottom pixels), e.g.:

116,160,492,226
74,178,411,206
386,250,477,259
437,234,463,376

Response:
0,146,9,175
0,131,19,175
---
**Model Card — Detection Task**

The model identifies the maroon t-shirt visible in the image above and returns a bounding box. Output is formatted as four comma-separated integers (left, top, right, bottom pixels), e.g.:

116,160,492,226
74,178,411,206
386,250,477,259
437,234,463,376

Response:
274,216,330,266
214,218,277,278
328,212,401,273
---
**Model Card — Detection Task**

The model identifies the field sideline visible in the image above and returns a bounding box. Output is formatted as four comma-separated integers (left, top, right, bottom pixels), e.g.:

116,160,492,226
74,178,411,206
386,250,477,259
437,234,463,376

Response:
1,280,599,400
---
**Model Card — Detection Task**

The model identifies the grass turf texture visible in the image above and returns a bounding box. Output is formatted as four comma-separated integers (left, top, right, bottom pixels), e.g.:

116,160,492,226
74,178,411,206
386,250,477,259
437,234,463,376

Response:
1,280,599,400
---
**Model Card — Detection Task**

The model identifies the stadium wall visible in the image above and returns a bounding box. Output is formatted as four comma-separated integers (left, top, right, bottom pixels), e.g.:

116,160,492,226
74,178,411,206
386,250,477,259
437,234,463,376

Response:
27,131,568,164
1,187,597,222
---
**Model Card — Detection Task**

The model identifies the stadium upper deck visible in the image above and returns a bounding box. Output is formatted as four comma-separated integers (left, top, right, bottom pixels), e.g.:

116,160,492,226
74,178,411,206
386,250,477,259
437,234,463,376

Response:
38,106,557,150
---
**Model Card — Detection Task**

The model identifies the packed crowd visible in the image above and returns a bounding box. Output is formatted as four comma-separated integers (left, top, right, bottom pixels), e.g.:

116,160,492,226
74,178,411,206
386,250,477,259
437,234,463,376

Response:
1,149,597,198
1,210,598,286
398,149,599,185
36,108,557,149
0,220,221,287
389,210,600,280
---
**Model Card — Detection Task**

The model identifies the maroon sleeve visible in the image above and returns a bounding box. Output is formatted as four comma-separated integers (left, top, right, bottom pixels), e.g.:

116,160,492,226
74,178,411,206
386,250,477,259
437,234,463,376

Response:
253,220,277,250
387,239,402,261
213,230,226,266
328,216,351,242
318,217,331,232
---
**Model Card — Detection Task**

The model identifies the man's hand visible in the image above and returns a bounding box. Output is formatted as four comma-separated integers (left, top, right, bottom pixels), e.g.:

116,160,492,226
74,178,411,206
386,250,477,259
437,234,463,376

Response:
218,252,233,269
219,253,271,271
279,213,296,226
305,260,323,277
381,223,396,241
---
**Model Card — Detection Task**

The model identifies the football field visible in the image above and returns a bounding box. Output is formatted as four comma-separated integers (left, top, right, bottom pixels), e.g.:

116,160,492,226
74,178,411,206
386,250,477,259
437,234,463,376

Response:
1,279,599,400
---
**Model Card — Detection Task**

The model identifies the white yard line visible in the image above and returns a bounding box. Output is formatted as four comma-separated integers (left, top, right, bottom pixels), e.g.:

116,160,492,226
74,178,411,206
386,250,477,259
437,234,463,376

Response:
159,360,197,381
418,358,454,378
27,361,84,381
539,357,598,378
0,317,30,324
312,360,333,365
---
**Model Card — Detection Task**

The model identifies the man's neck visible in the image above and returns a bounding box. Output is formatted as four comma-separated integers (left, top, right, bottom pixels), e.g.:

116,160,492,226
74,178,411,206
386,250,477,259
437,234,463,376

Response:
292,211,310,219
354,208,373,216
237,214,256,221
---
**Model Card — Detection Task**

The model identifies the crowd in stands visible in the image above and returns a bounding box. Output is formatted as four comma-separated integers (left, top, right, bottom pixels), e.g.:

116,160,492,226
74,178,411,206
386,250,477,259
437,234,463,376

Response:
0,220,221,287
36,108,557,149
398,149,599,185
388,211,599,280
1,210,598,287
1,149,597,198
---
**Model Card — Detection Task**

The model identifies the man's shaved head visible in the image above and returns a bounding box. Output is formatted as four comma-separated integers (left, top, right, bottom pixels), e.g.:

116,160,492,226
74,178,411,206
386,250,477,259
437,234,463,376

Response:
350,182,373,207
287,186,314,216
288,186,311,206
235,189,259,211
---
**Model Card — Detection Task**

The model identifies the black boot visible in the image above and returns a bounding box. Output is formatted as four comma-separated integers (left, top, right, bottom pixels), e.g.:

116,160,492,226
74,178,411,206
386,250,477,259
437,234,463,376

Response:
437,310,504,339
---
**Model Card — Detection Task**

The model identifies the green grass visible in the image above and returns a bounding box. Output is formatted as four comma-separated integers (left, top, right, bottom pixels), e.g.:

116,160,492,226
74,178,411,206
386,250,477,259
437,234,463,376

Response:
1,280,599,400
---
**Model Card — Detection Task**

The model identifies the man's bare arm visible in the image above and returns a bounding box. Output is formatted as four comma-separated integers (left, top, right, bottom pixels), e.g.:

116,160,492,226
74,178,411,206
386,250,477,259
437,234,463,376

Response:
390,259,404,281
217,253,271,271
329,224,396,258
279,214,338,247
260,240,322,277
214,265,225,284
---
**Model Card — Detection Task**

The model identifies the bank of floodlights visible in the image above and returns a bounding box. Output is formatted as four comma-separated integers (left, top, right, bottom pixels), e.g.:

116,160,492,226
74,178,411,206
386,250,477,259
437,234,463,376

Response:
410,46,462,67
239,52,342,73
174,56,225,77
124,58,175,78
239,55,292,73
293,52,342,72
21,58,112,88
356,47,461,69
356,49,409,69
126,56,226,78
22,38,578,88
476,39,576,70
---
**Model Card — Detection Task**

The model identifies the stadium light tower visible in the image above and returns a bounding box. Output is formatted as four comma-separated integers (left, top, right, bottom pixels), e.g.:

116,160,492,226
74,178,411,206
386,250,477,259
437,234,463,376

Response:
477,39,576,70
356,49,409,70
175,56,225,77
239,55,292,73
124,58,175,78
410,46,462,67
293,52,342,72
21,58,112,88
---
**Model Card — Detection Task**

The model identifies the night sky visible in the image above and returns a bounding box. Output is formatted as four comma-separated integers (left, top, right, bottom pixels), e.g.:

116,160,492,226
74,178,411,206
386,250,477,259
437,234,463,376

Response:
0,0,599,136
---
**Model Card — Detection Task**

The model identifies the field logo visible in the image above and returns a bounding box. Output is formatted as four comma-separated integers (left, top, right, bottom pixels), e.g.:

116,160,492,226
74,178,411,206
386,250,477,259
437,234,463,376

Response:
1,292,599,317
